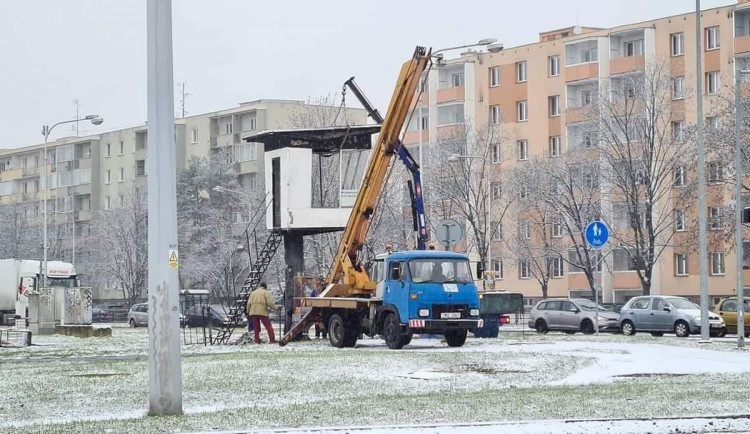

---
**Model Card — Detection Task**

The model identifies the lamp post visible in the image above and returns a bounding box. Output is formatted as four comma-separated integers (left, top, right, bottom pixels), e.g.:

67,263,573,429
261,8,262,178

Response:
212,186,253,223
41,115,103,289
447,153,492,279
734,65,750,349
51,210,76,269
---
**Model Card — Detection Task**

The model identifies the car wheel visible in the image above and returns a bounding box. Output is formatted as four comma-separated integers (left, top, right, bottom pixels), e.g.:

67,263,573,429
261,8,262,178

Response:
129,318,136,328
650,332,664,337
382,313,405,350
445,329,468,347
581,320,595,335
535,319,548,334
621,320,635,336
674,320,690,338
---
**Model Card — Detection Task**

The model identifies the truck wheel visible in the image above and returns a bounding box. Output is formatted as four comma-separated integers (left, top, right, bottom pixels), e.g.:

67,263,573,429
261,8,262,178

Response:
445,329,467,347
328,314,348,348
342,317,359,348
402,331,413,346
383,313,405,350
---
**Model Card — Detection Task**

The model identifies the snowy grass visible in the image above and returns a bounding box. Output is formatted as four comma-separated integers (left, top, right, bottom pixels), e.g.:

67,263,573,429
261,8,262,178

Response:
3,327,750,433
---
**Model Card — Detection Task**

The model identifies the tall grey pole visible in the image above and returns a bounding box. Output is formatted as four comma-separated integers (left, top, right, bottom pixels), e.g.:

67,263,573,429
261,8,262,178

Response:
42,131,49,290
735,65,746,349
696,0,710,343
147,0,182,415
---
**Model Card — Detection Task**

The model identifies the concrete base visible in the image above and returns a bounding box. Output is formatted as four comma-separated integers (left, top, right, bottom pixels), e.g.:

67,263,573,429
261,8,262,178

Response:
55,325,112,338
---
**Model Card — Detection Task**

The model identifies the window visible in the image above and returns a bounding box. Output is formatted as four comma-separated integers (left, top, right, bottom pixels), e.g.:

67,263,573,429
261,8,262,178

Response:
517,140,528,161
624,40,644,57
613,248,640,271
420,116,429,130
674,209,686,231
624,82,638,99
582,132,597,148
632,298,651,310
550,256,564,278
106,143,111,158
709,207,723,230
105,170,111,184
437,104,464,125
491,182,502,201
582,171,598,188
581,90,593,107
136,160,146,176
673,166,686,187
721,299,737,312
549,55,560,76
548,95,560,117
672,121,685,144
671,33,684,56
519,259,531,279
549,136,561,157
490,67,500,87
492,221,503,240
552,216,563,238
119,194,124,208
520,221,530,239
105,196,111,211
706,72,720,95
224,120,233,135
493,260,503,279
672,76,685,99
516,61,527,82
706,26,720,50
490,105,501,125
451,72,464,87
191,128,198,144
675,253,688,276
519,184,529,199
233,142,258,162
711,252,726,275
118,168,124,182
706,116,720,130
492,143,502,164
708,161,723,184
517,100,528,122
119,141,125,155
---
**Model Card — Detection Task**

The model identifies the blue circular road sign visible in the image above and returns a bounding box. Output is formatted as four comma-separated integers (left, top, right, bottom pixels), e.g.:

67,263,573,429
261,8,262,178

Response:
585,221,609,248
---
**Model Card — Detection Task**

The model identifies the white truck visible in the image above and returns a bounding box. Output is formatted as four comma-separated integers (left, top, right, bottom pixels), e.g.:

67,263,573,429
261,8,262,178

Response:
0,259,78,323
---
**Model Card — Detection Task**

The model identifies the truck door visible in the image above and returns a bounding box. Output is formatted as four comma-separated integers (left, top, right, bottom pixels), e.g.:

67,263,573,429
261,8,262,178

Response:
384,260,409,324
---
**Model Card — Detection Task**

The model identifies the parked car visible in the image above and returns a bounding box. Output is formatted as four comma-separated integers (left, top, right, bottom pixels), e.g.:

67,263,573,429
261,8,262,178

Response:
185,304,245,328
528,298,620,334
714,297,750,337
95,304,129,322
619,296,726,337
601,303,625,313
91,307,113,322
127,303,148,327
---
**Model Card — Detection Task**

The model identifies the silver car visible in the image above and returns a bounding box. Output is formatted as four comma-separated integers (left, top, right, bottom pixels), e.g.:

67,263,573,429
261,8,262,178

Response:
619,296,726,337
528,298,620,334
127,303,148,327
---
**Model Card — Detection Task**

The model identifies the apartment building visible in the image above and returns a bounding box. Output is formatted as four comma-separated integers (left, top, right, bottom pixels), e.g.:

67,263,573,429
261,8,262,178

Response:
0,99,366,303
404,1,750,305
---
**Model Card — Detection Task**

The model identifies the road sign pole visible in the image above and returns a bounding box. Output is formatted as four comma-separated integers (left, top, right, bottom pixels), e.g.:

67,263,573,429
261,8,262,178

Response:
585,221,610,337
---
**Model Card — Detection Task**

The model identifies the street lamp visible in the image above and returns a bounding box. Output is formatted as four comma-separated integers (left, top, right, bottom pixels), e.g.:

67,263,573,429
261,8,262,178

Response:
40,115,103,289
448,153,493,280
432,38,501,62
212,186,253,223
734,65,750,349
51,210,76,269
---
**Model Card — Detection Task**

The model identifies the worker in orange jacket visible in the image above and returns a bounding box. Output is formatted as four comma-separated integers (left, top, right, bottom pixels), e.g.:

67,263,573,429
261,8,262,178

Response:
247,282,277,344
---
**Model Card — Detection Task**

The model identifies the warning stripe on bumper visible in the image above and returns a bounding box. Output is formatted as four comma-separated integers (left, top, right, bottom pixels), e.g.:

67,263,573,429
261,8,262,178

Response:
408,319,425,328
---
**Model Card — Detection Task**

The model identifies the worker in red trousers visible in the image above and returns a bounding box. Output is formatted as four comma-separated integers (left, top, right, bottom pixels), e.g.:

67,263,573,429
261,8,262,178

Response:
247,282,277,344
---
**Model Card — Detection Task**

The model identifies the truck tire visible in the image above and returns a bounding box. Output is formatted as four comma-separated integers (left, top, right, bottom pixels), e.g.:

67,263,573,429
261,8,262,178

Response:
328,314,348,348
445,329,467,347
342,316,359,348
383,313,405,350
402,331,413,346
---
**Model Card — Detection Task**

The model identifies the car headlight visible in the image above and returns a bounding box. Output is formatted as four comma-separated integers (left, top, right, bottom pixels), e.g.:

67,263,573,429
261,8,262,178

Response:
418,309,429,317
694,316,701,322
470,309,480,317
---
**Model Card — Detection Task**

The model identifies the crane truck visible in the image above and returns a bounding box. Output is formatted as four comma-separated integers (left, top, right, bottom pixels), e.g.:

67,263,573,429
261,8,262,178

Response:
279,47,482,349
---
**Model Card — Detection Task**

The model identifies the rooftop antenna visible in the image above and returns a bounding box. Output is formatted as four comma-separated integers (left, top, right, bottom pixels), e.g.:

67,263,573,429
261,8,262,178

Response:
73,99,81,136
178,81,192,118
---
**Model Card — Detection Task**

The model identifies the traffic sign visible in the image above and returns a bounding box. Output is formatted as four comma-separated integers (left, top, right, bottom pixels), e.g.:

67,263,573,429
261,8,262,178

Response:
436,219,463,250
585,221,609,248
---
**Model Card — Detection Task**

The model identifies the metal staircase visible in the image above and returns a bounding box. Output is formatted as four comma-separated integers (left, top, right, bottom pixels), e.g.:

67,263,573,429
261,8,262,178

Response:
211,230,284,345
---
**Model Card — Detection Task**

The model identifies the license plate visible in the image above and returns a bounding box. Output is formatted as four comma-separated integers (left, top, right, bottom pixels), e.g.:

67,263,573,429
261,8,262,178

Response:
441,312,461,319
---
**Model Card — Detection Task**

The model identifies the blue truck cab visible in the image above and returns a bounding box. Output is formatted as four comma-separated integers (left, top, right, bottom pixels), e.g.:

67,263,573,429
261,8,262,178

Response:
370,251,482,349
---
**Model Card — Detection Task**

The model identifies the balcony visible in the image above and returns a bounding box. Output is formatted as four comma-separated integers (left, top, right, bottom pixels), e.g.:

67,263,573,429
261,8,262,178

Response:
403,130,429,145
0,168,23,181
436,86,464,104
566,63,599,82
609,29,645,75
610,55,644,76
737,8,750,54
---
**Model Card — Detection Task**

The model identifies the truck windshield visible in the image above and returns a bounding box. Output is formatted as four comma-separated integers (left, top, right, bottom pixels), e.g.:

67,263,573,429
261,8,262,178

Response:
48,277,77,288
409,259,472,284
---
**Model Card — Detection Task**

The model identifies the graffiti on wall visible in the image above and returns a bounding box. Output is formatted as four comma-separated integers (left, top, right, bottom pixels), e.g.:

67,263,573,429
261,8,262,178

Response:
63,287,93,325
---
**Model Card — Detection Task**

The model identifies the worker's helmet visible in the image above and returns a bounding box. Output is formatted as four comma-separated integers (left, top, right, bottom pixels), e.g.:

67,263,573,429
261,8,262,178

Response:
385,243,393,253
428,242,436,250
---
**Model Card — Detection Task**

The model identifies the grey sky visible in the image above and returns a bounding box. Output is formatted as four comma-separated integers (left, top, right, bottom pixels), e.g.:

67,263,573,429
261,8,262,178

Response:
0,0,732,149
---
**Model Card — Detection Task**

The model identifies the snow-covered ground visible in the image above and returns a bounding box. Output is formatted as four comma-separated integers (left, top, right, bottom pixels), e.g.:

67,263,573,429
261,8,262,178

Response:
2,328,750,433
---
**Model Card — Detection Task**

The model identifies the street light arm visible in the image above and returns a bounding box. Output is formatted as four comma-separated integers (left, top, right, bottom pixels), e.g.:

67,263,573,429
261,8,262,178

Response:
43,116,102,137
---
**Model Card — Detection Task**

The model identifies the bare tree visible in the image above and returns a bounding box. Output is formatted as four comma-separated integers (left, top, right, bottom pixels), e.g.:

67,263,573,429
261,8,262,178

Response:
0,197,38,259
88,189,148,307
588,63,697,295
